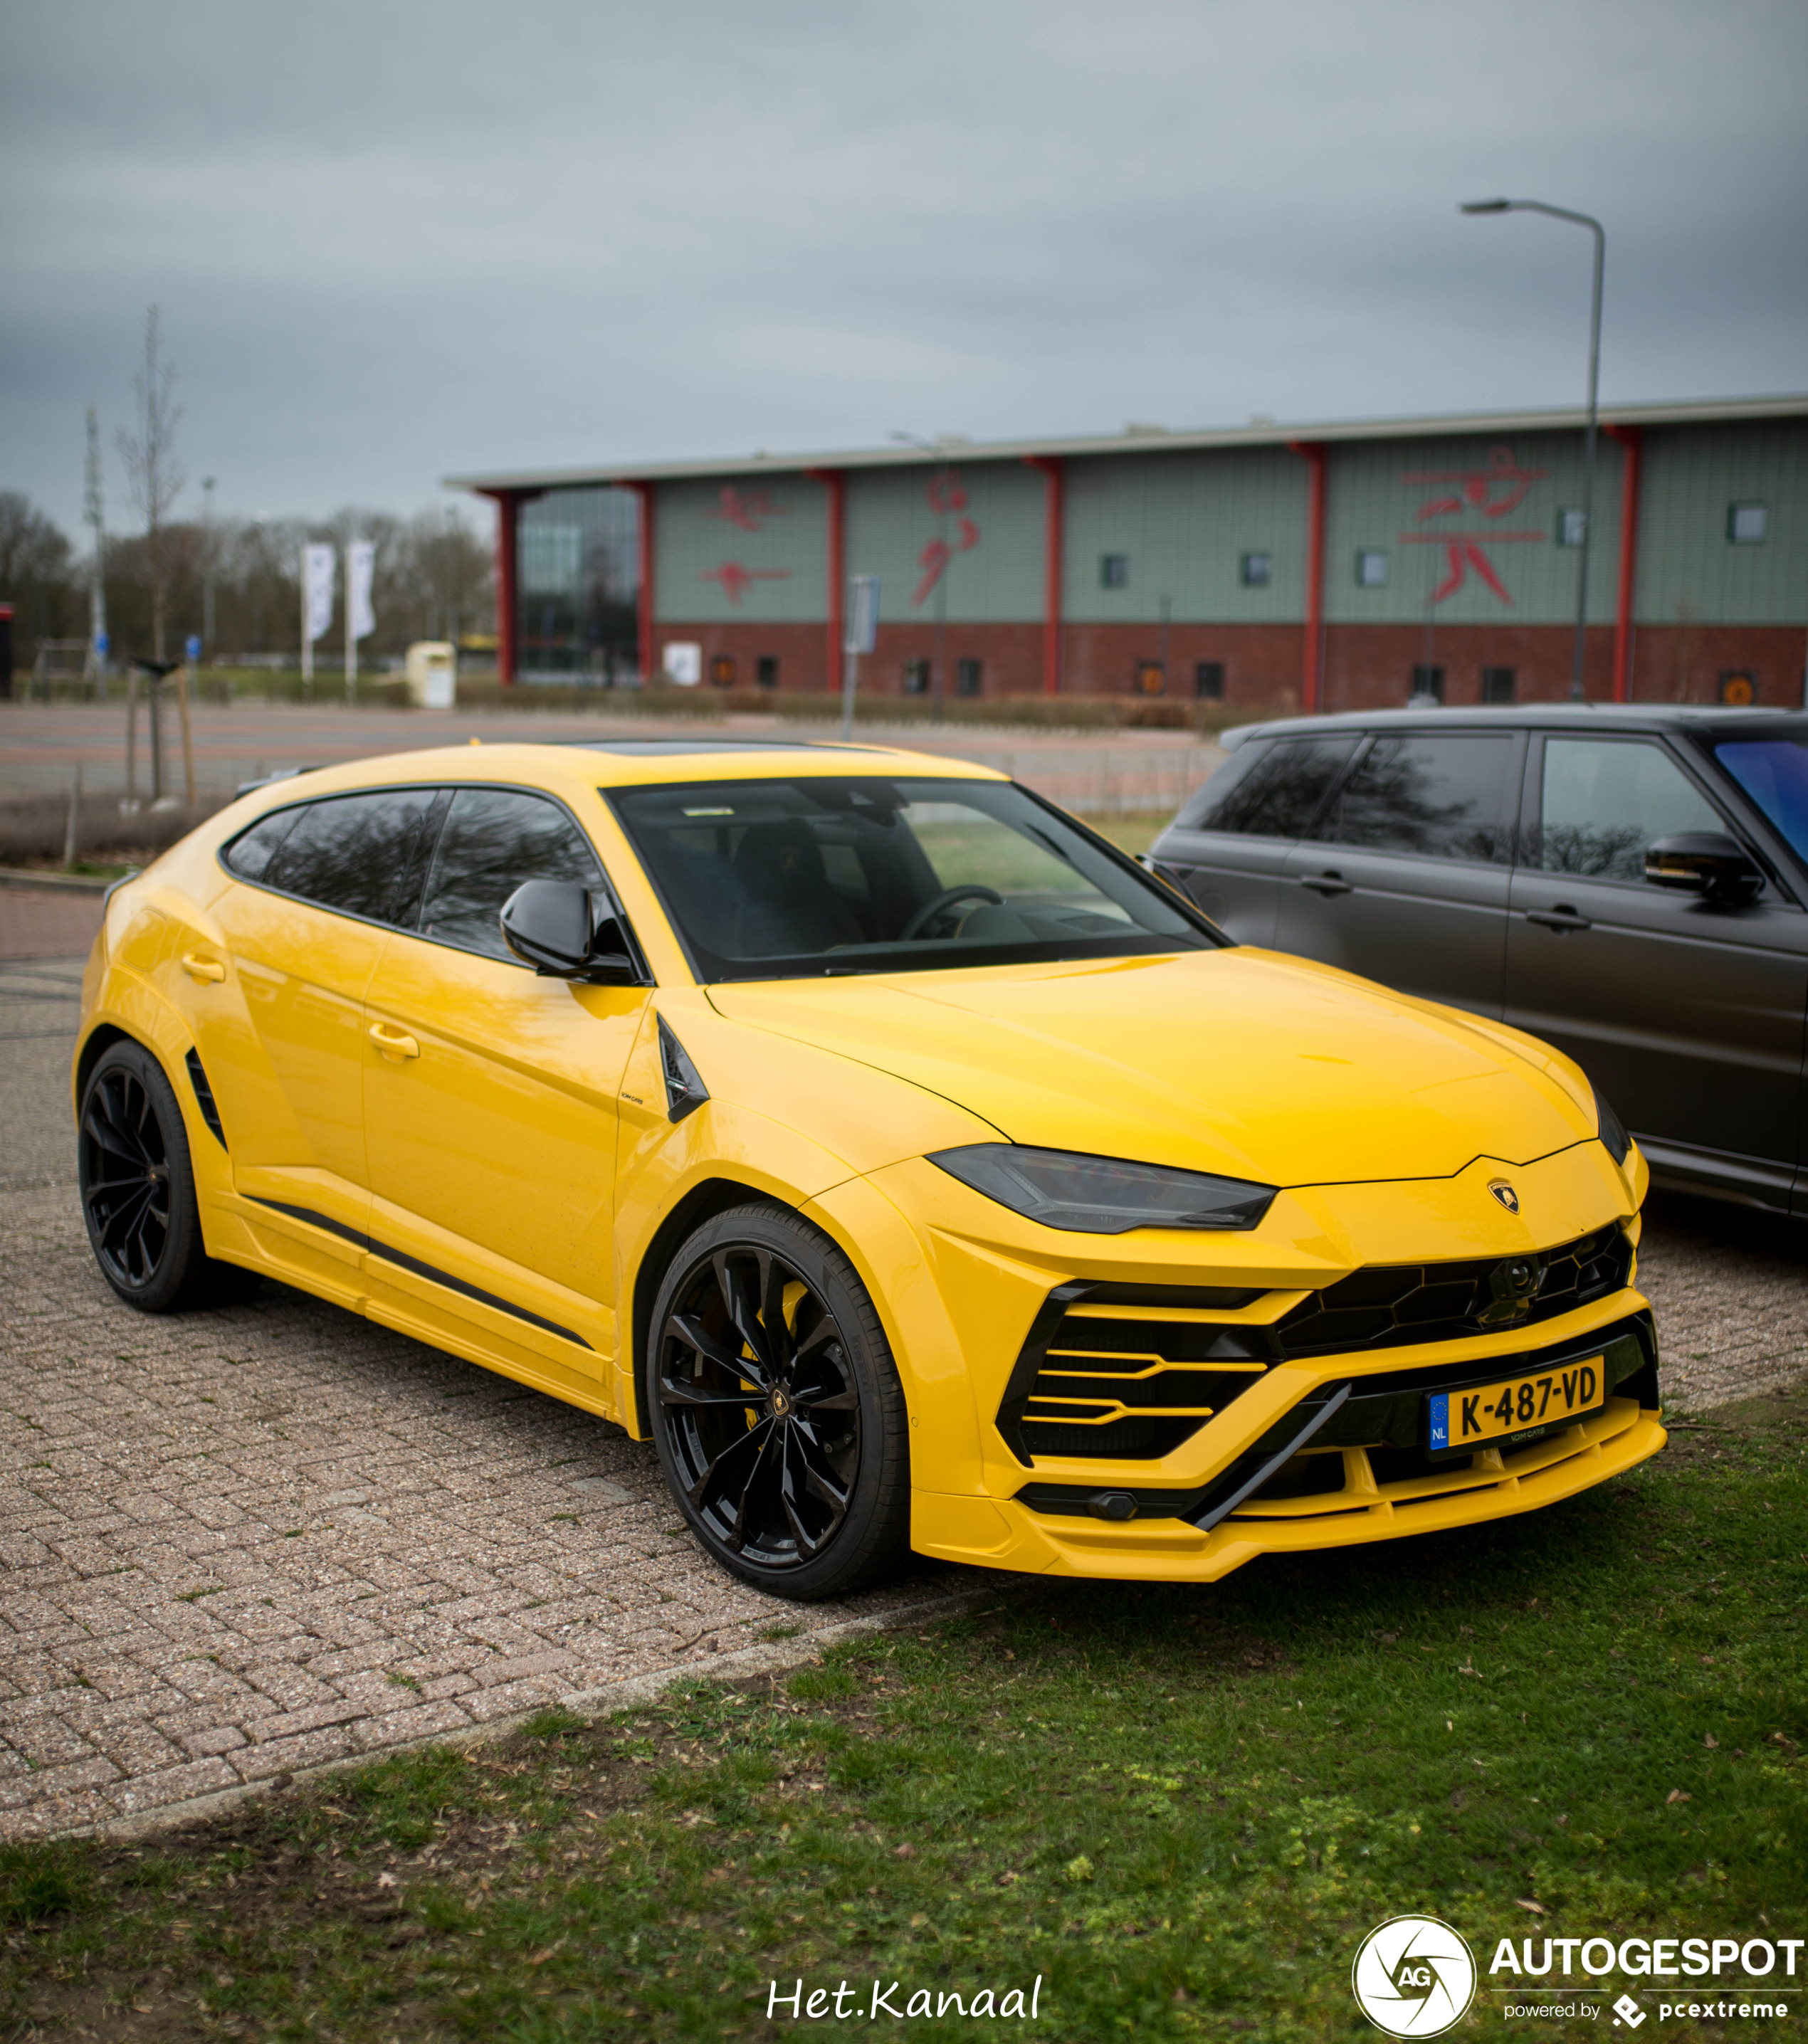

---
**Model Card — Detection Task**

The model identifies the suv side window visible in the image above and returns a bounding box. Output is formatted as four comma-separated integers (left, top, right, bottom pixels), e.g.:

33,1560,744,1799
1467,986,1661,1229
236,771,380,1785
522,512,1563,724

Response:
1313,733,1517,864
1177,734,1359,838
1538,737,1723,882
418,787,603,962
232,788,439,922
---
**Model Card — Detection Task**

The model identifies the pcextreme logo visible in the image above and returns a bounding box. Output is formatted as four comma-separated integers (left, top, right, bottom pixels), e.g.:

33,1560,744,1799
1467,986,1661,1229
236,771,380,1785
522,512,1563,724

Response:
1352,1915,1478,2037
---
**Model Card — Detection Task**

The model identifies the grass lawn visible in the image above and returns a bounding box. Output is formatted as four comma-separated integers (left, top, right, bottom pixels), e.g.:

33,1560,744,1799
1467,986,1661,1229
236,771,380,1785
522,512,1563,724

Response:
4,1386,1802,2042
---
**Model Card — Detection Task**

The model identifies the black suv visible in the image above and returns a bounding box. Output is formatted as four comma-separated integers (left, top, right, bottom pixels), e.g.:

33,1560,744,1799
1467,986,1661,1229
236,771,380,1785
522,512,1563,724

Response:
1148,705,1808,1217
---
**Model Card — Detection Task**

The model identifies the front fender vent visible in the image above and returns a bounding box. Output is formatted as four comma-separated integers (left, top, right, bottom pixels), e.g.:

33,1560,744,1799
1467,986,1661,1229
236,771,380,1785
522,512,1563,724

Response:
185,1048,227,1150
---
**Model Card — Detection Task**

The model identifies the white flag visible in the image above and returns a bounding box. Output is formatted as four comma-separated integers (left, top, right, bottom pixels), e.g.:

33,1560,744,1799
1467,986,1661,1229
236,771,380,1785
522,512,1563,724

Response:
347,540,377,643
303,544,336,643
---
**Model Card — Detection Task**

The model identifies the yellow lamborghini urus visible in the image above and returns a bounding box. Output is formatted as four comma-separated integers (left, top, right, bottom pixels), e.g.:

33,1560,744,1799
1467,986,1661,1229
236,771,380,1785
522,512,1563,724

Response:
74,738,1664,1599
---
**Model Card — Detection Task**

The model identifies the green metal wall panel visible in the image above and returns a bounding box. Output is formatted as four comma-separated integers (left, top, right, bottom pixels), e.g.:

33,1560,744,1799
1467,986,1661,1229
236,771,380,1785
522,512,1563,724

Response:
1061,448,1307,623
653,471,829,623
1320,431,1624,627
843,461,1045,625
1631,423,1808,625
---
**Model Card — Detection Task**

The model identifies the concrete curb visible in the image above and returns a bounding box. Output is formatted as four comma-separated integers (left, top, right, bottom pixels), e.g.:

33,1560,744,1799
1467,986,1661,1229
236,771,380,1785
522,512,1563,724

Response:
60,1579,1014,1846
0,868,112,894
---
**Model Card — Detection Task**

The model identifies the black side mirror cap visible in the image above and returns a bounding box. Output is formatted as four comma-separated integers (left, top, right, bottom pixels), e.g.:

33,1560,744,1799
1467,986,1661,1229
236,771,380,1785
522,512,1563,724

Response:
500,880,641,982
1644,832,1761,902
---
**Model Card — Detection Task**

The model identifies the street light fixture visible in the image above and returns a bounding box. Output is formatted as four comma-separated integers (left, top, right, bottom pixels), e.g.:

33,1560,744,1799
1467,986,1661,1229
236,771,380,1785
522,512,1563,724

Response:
1461,197,1605,702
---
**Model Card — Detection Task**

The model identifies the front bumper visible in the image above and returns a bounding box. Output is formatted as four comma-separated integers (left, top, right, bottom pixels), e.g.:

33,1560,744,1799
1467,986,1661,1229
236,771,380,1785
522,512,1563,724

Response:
868,1137,1658,1581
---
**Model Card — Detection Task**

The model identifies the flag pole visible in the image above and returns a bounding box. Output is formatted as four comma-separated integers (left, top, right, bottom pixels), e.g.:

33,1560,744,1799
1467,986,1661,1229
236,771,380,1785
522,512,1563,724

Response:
345,541,356,702
300,547,313,696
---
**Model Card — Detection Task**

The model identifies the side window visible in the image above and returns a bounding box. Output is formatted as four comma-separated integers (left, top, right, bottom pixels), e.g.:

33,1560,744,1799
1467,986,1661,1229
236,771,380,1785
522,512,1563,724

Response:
1539,738,1724,882
1176,735,1359,838
245,789,438,922
419,787,603,962
1314,734,1516,864
222,806,300,883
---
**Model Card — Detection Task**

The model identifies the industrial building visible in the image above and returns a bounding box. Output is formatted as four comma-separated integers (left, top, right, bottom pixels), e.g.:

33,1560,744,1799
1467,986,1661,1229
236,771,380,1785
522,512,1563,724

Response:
451,394,1807,712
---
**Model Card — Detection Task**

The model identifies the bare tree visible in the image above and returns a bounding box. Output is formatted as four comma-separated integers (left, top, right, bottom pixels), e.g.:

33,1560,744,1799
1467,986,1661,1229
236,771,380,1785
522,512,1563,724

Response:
115,306,186,660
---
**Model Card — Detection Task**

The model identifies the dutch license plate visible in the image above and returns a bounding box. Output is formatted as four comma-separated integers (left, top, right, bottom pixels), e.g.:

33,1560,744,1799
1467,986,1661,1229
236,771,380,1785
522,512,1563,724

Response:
1427,1356,1605,1453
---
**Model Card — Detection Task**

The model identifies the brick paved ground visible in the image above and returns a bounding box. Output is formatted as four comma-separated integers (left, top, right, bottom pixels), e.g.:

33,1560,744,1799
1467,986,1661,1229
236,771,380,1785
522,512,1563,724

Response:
1,954,1803,1840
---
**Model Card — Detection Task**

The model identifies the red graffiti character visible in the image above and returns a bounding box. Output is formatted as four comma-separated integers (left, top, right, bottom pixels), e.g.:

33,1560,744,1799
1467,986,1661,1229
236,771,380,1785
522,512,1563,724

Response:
913,470,980,606
1399,443,1547,606
702,562,792,606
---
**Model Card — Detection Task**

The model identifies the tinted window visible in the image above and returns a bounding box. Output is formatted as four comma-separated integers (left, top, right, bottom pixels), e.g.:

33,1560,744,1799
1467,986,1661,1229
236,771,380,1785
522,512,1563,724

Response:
222,806,300,883
1176,735,1358,838
607,776,1205,983
1314,734,1515,863
253,789,438,921
419,787,603,962
1714,735,1808,864
1539,738,1723,881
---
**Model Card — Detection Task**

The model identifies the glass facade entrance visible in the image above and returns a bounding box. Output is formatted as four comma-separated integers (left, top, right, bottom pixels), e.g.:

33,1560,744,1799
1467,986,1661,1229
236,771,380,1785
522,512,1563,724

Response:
517,486,641,680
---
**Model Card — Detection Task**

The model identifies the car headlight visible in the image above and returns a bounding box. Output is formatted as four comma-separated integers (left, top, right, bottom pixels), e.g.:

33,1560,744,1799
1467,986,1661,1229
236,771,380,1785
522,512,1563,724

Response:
927,1144,1277,1233
1592,1083,1632,1166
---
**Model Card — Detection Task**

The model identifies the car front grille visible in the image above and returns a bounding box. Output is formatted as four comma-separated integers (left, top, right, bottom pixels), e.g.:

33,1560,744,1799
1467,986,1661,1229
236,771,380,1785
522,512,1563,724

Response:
1271,1223,1634,1359
996,1228,1637,1466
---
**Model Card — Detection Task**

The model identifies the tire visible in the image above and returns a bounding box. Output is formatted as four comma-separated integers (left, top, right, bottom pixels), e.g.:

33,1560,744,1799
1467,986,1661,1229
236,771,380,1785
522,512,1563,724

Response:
78,1040,256,1312
643,1201,911,1601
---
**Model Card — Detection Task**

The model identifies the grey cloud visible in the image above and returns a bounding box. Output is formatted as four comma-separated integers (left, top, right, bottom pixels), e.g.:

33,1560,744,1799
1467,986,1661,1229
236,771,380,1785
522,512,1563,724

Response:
2,0,1803,537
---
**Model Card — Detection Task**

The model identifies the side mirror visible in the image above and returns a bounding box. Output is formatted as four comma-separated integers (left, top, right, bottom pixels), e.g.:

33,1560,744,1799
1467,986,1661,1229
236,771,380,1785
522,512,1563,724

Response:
1644,832,1761,903
500,880,641,983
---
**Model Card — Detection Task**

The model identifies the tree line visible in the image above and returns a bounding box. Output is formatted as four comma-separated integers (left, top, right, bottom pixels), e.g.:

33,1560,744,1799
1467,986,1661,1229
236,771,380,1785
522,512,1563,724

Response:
0,491,495,675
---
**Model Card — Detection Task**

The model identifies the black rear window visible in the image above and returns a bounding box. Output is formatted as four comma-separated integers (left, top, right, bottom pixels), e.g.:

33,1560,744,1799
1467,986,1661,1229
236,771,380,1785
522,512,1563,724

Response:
224,789,438,924
1175,734,1358,838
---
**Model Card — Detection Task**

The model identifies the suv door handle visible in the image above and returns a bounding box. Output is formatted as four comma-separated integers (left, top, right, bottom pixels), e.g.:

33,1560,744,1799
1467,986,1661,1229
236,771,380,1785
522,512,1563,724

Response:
180,952,226,984
1524,905,1592,932
1300,870,1352,897
368,1021,420,1062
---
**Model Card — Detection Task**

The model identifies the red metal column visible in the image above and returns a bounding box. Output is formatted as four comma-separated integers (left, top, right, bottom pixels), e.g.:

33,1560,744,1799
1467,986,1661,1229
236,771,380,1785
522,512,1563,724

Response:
478,489,522,686
804,468,846,690
1023,456,1063,695
1288,441,1327,713
626,481,656,682
1604,424,1643,702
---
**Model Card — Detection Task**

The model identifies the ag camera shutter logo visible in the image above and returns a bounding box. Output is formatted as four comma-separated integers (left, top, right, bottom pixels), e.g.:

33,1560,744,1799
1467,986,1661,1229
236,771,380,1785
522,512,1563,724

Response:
1352,1914,1477,2036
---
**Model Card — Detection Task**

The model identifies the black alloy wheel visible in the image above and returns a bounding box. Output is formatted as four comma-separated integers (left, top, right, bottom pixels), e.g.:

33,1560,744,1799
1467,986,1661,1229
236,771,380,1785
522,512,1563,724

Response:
78,1040,246,1312
646,1204,910,1600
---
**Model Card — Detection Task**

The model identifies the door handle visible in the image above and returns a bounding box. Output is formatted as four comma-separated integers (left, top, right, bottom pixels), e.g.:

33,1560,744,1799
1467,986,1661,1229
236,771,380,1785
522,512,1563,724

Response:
180,952,226,984
1300,871,1353,897
1524,905,1592,932
368,1021,420,1062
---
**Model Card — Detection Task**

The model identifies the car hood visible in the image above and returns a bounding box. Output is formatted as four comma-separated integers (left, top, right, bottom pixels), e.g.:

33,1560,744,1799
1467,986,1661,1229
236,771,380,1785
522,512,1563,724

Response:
707,949,1595,1187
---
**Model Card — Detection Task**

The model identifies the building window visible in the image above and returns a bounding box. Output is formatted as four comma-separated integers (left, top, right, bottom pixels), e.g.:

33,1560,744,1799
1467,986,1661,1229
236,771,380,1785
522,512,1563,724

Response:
1240,551,1273,589
1100,554,1130,589
955,658,983,698
755,655,779,690
1556,507,1587,548
1409,665,1446,703
1355,549,1388,588
1481,666,1516,705
1720,671,1758,706
710,654,736,688
902,658,930,695
1135,660,1165,697
1728,502,1768,544
1194,661,1225,701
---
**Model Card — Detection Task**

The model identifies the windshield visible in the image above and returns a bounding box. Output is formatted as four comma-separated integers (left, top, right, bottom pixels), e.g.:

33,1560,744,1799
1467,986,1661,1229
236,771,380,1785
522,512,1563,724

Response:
606,776,1214,982
1713,734,1808,865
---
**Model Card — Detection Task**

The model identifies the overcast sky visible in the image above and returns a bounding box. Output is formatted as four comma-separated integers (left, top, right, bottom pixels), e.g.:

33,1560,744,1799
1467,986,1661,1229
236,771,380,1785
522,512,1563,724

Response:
4,0,1804,542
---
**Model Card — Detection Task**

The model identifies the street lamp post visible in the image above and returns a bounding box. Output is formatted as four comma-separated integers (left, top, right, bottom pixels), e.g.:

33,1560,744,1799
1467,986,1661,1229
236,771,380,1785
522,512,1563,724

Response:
201,476,216,658
1461,198,1604,702
890,431,952,725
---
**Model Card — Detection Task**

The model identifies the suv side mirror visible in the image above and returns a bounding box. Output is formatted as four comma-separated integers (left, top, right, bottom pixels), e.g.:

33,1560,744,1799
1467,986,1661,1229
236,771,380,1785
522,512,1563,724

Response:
1644,832,1761,903
500,879,641,983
